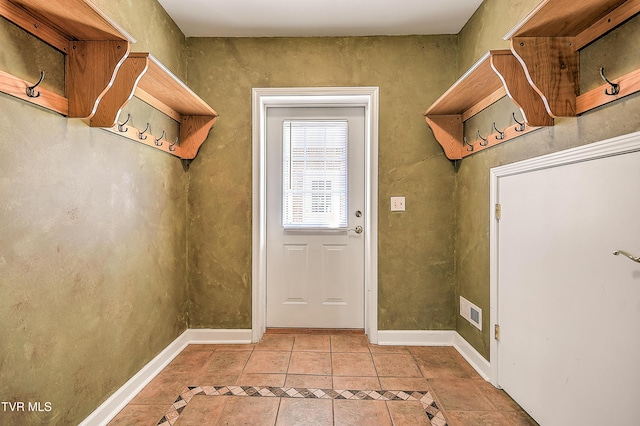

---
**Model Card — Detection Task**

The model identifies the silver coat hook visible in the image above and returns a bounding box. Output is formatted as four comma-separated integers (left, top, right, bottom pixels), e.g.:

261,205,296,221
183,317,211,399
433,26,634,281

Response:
169,137,179,152
600,67,620,96
138,123,150,140
155,130,165,147
463,136,474,152
478,130,489,147
26,71,45,98
613,250,640,263
513,112,526,132
493,122,505,140
117,114,130,132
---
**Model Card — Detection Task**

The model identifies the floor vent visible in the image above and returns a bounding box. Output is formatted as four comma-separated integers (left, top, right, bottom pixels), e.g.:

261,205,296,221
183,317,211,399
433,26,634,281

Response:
460,296,482,330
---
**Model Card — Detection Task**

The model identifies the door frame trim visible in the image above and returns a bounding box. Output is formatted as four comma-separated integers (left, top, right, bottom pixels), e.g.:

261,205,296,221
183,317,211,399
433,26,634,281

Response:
251,87,379,343
489,129,640,386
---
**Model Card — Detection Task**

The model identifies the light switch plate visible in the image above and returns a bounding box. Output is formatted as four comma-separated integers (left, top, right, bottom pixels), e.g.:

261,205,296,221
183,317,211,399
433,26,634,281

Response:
390,196,406,211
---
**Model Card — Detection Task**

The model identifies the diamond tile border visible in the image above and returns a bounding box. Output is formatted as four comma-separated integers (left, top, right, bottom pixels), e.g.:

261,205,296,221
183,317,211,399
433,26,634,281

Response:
157,385,448,425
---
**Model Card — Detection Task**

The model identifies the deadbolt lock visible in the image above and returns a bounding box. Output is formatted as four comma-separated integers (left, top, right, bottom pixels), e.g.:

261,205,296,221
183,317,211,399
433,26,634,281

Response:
355,210,362,217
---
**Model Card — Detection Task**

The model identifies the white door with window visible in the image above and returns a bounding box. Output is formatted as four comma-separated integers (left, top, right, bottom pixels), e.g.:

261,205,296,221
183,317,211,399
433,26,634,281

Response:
266,107,365,328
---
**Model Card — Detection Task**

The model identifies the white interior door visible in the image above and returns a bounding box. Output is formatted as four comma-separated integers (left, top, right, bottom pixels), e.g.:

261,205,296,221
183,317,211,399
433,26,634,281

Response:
496,146,640,425
266,107,365,328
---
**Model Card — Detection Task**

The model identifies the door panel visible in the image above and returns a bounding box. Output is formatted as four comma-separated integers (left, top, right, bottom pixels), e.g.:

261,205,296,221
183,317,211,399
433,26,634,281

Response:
266,107,365,328
497,148,640,425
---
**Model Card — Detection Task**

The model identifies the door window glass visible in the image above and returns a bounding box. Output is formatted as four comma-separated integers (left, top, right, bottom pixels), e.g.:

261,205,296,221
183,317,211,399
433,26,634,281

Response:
282,120,348,229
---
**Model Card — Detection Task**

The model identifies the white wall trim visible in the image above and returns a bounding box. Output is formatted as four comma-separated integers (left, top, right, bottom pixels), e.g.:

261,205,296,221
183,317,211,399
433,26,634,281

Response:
453,333,491,381
377,330,490,380
251,87,380,344
489,129,640,387
377,330,456,346
80,329,252,426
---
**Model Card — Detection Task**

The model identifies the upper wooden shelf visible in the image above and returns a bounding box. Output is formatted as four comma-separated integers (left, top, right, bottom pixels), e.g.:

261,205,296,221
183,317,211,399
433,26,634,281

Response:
1,0,135,52
424,50,551,160
1,0,218,160
0,0,134,119
91,53,219,160
506,0,640,117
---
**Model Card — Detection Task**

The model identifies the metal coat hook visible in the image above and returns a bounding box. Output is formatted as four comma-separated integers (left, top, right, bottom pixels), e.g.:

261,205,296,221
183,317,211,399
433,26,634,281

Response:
463,136,474,152
493,122,505,140
600,67,620,96
117,114,130,132
169,137,179,152
613,250,640,263
478,129,489,147
138,123,150,140
155,130,165,147
513,112,526,132
26,71,45,98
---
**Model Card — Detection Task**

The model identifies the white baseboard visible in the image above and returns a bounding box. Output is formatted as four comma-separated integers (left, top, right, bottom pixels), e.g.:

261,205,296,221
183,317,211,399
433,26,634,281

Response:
452,333,491,381
377,330,456,346
377,330,490,381
80,329,252,426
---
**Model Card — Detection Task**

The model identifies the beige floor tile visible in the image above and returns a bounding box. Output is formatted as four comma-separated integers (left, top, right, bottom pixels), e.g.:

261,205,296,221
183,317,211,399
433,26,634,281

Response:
332,376,381,390
285,374,333,389
209,343,256,351
429,379,496,412
473,379,523,411
255,334,295,351
379,377,431,391
276,398,333,426
500,410,539,425
413,350,475,380
332,352,377,376
334,399,392,425
386,400,431,425
129,370,190,405
288,351,332,375
108,404,169,426
369,344,410,354
292,334,331,352
445,411,513,426
331,334,371,353
195,350,252,377
235,373,286,387
214,396,280,425
372,353,422,377
244,350,291,374
174,395,226,425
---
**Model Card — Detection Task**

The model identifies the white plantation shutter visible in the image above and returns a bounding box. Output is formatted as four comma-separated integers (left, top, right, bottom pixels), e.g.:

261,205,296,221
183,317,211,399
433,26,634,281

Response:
282,120,348,229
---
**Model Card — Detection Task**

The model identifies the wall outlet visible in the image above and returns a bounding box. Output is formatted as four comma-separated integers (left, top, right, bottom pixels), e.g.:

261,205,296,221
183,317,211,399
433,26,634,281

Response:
460,296,482,330
390,196,406,211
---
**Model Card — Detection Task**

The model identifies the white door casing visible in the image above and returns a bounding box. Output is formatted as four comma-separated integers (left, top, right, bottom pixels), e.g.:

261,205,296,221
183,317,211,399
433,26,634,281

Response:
266,107,365,328
490,130,640,425
252,87,379,342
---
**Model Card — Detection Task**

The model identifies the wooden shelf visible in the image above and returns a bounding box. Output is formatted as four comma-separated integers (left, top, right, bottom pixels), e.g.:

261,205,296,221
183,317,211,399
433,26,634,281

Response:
506,0,640,117
424,50,551,160
91,53,218,160
0,0,218,160
0,0,133,118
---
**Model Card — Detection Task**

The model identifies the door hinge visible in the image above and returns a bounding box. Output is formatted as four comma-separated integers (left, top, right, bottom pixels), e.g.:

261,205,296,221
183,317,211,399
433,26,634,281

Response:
495,203,501,221
494,324,501,340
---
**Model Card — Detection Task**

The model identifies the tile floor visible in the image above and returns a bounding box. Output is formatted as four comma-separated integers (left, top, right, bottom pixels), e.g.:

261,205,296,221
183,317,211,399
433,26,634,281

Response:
109,331,537,425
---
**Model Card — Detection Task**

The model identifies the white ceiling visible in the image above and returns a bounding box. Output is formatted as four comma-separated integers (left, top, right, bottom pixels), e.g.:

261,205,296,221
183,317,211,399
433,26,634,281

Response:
157,0,484,38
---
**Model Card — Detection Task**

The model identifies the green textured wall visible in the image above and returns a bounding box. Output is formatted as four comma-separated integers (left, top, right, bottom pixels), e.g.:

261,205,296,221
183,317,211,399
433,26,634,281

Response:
0,1,189,424
185,36,459,330
455,1,640,359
